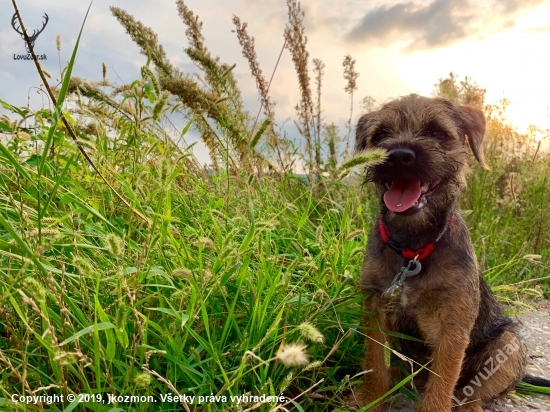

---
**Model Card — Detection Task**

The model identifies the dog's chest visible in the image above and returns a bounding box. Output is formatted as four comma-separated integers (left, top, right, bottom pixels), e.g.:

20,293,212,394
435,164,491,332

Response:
383,279,419,311
382,279,430,338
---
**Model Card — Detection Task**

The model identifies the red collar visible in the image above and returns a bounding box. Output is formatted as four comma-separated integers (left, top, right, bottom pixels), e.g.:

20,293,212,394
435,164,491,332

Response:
378,219,451,261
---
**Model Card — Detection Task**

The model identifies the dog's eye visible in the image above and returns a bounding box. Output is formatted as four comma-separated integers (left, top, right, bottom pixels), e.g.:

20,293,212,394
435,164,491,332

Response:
371,131,387,144
428,130,447,139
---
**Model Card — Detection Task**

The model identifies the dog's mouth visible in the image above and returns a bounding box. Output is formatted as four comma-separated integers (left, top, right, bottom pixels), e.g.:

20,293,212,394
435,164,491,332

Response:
383,179,440,213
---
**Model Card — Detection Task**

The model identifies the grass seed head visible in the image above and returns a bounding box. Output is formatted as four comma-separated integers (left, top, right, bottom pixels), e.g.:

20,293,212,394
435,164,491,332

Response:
22,278,47,304
340,148,388,170
278,371,294,393
173,268,193,278
105,233,123,257
195,237,215,250
299,321,324,343
523,254,542,264
277,343,309,367
134,372,153,388
73,256,93,277
346,229,363,241
304,360,322,370
54,350,77,365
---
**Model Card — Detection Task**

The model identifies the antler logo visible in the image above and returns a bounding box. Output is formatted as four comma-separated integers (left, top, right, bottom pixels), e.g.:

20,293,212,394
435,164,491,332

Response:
11,13,49,53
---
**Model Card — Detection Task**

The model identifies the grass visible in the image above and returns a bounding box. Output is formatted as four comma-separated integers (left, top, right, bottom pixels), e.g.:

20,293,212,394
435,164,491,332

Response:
0,1,549,411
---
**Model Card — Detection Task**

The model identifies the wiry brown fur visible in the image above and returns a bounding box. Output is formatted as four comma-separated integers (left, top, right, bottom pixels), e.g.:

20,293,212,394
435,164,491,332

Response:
349,95,526,412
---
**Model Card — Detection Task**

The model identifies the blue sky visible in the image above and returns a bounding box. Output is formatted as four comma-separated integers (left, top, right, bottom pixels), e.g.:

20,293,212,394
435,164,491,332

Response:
1,0,550,164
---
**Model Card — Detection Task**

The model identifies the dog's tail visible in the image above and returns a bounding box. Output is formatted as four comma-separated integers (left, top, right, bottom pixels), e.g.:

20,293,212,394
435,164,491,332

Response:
522,374,550,387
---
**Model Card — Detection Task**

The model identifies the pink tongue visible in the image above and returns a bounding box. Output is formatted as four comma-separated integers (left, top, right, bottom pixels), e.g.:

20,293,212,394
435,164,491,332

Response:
383,179,422,212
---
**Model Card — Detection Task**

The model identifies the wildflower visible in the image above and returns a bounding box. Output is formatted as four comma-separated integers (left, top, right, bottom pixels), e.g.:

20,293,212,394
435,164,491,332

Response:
299,322,324,344
277,343,309,367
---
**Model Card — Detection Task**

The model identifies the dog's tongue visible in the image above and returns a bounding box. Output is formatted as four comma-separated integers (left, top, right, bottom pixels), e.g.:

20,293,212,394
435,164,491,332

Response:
383,179,422,212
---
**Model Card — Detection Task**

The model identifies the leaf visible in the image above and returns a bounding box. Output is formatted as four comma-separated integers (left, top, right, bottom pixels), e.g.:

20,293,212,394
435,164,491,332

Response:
220,261,242,286
0,141,32,181
59,322,115,346
147,307,189,328
181,119,193,136
238,204,255,254
95,297,116,361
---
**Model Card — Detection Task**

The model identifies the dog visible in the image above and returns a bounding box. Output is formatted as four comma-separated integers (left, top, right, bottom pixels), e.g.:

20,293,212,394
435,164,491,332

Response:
350,95,550,412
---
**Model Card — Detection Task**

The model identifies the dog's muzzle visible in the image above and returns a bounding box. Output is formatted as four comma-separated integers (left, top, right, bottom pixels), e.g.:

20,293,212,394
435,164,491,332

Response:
380,148,439,213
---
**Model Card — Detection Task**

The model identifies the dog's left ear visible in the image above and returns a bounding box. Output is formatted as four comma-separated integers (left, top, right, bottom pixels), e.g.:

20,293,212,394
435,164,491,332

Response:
355,112,377,152
457,106,489,169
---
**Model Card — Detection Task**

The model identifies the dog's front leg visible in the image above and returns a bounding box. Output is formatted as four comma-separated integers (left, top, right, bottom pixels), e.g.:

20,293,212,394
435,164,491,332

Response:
414,298,475,412
352,295,392,411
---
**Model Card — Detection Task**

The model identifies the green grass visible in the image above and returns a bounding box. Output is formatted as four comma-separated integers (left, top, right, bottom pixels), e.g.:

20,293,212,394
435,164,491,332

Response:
0,2,549,411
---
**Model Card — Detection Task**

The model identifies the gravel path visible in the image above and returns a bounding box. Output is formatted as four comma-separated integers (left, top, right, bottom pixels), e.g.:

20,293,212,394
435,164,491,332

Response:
378,303,550,412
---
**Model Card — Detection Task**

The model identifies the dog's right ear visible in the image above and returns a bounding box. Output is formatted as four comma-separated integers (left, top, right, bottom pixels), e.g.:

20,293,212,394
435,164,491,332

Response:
457,105,489,170
355,112,377,152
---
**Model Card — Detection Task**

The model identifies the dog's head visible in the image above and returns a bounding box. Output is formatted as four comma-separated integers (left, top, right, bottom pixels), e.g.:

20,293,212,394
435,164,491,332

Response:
355,94,486,226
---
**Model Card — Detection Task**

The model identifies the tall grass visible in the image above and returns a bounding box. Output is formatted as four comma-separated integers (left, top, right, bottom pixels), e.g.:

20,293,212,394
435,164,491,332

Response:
0,2,548,411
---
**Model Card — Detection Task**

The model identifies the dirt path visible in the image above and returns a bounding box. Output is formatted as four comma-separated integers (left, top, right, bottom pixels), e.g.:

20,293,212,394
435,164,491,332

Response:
379,303,550,412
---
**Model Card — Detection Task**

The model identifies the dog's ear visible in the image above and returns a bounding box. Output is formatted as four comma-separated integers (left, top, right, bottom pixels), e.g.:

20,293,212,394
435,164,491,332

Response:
355,112,377,152
457,106,489,169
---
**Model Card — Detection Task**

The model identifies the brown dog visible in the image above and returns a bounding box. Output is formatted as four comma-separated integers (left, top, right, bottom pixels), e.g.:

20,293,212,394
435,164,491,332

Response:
350,95,535,412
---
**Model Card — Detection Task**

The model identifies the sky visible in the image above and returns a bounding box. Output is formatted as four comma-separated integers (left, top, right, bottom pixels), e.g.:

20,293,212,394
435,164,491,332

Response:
1,0,550,164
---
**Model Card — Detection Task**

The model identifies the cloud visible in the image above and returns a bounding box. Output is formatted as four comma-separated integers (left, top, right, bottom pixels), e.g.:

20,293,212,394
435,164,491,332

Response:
346,0,546,51
525,26,550,34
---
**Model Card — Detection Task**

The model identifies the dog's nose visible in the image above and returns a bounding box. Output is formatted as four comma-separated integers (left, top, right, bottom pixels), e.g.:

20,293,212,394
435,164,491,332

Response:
387,148,416,166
